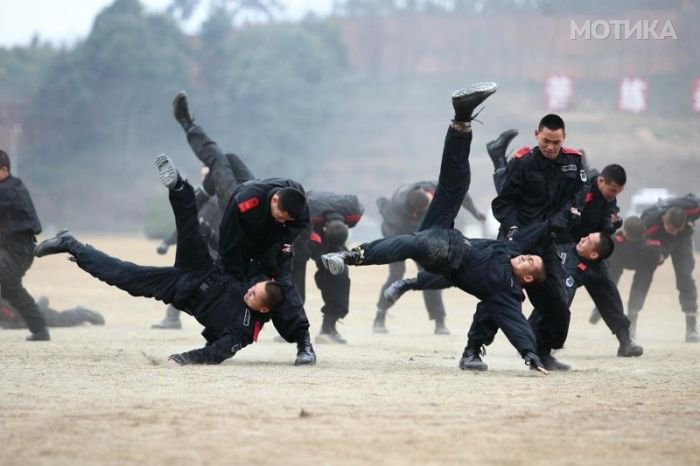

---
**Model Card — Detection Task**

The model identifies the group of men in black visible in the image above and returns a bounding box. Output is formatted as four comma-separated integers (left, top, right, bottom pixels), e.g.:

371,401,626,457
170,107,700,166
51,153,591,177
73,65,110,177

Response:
2,81,698,372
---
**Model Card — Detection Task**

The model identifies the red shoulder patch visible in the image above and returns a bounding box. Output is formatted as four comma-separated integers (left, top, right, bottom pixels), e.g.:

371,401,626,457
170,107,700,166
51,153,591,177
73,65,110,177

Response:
686,207,700,217
309,232,322,244
645,224,660,237
512,146,531,159
645,239,662,248
561,147,582,156
614,234,625,244
585,192,594,203
253,321,262,342
238,197,260,213
577,262,588,272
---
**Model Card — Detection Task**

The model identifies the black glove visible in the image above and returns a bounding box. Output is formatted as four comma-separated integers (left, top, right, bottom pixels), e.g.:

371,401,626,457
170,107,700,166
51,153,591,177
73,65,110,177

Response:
506,226,519,241
524,351,546,373
156,241,170,255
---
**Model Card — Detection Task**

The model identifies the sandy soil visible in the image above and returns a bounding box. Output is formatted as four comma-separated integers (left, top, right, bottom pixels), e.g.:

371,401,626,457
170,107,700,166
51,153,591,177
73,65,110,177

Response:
2,236,700,466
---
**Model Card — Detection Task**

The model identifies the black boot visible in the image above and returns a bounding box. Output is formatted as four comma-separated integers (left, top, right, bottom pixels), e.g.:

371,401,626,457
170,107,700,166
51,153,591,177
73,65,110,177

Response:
616,326,643,357
459,344,488,371
383,278,413,305
294,331,317,366
589,307,602,324
26,327,50,341
34,230,84,257
686,315,700,343
434,316,450,335
317,316,347,344
452,82,497,123
532,353,571,371
152,305,182,330
172,91,195,132
321,248,363,275
486,128,518,171
373,309,388,334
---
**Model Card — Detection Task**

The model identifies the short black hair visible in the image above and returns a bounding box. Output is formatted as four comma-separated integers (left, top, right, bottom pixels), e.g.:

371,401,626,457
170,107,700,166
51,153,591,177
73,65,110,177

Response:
665,207,688,230
600,164,627,186
538,114,566,133
596,234,615,260
623,216,643,240
324,219,349,247
263,281,286,310
277,188,307,220
0,150,10,171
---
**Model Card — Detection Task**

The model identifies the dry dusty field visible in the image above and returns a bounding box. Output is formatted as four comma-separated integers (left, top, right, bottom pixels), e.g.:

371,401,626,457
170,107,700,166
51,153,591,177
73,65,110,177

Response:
2,236,700,466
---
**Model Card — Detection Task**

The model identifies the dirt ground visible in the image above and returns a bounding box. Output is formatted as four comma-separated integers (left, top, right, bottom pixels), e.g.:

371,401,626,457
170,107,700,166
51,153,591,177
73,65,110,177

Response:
2,236,700,466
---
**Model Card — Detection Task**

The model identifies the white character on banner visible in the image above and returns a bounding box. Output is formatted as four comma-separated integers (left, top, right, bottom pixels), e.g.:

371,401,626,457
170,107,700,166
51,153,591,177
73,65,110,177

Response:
619,77,648,113
545,75,574,111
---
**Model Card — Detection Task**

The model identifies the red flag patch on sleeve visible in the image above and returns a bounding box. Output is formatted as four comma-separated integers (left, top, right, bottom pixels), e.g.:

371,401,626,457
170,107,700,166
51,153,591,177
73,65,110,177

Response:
309,232,322,244
238,197,260,213
585,192,594,203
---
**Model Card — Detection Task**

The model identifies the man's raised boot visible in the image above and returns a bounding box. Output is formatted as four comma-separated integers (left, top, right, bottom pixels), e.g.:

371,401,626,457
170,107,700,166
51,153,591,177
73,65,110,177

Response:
486,128,518,171
295,331,317,365
452,82,497,123
172,91,195,132
321,248,364,276
34,230,84,257
383,278,413,305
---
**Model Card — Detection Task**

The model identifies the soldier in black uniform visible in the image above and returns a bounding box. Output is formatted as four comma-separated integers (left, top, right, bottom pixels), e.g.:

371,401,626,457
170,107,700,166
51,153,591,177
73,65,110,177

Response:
589,216,663,339
292,191,364,344
0,296,104,329
0,150,50,341
321,82,548,373
484,114,589,370
374,180,486,335
172,92,316,365
34,155,286,364
641,195,700,342
151,168,224,330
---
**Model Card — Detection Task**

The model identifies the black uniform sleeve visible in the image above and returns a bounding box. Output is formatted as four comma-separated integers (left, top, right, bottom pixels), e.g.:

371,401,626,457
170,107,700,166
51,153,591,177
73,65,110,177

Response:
169,328,253,365
492,158,526,229
480,292,537,357
511,221,552,252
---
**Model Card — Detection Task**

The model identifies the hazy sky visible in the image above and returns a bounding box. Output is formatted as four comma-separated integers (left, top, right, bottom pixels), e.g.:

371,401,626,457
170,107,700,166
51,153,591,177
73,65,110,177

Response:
0,0,333,47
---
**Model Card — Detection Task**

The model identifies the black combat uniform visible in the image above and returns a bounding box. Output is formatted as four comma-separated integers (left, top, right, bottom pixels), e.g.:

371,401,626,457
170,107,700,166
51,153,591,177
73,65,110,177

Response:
47,181,270,363
641,194,700,324
184,124,312,347
488,145,588,357
376,180,486,327
0,174,48,336
541,173,632,345
292,192,364,326
332,127,541,360
0,297,104,328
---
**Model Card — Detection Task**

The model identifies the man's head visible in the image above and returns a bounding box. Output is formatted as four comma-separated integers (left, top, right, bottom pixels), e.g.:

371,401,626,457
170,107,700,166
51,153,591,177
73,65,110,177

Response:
510,254,546,285
575,232,615,261
535,114,566,160
324,219,349,248
597,164,626,201
243,280,286,313
270,188,306,223
623,216,644,240
0,150,10,182
406,188,431,218
662,207,688,236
